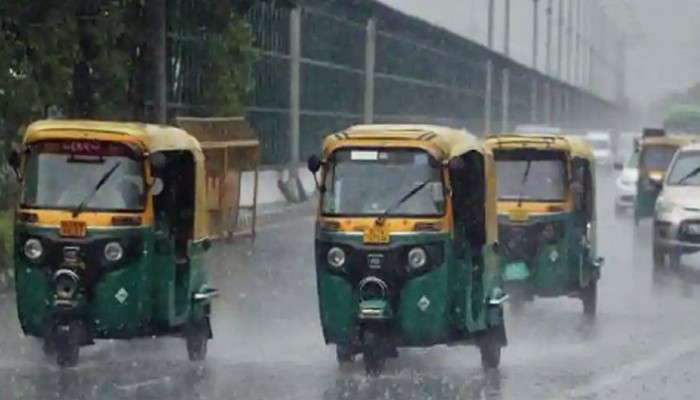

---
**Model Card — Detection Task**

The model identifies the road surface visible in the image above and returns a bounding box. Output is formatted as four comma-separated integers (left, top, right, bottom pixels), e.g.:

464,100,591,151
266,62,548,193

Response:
2,172,700,400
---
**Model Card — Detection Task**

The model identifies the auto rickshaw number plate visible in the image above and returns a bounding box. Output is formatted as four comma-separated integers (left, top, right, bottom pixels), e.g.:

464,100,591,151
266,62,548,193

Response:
60,221,87,238
364,225,390,244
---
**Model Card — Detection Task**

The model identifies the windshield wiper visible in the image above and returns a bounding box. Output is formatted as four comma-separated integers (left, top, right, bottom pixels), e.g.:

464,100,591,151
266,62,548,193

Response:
72,162,121,217
378,179,432,222
517,159,533,207
677,166,700,185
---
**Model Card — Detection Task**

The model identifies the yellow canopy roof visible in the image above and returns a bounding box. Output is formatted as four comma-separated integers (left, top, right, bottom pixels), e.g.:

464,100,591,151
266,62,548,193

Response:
322,124,484,160
24,119,202,154
486,133,594,160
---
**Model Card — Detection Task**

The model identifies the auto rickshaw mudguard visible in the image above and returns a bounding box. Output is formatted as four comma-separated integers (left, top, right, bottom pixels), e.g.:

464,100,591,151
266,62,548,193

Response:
397,261,449,345
635,186,658,220
317,269,356,344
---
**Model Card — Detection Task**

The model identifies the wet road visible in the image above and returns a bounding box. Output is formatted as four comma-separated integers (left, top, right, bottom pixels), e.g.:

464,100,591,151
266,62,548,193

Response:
3,172,700,399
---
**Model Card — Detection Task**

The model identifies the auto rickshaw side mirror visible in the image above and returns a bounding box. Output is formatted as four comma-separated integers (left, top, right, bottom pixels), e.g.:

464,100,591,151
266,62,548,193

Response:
7,149,20,178
307,155,321,174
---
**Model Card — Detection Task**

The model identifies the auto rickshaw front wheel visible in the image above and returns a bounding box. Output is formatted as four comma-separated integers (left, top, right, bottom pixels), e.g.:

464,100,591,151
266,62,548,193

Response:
185,317,210,362
53,322,81,368
362,330,386,376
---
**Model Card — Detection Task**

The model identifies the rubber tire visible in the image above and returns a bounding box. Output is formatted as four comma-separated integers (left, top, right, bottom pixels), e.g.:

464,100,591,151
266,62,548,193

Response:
42,337,56,358
55,323,80,368
478,336,502,370
336,345,354,364
582,280,598,320
362,331,385,377
186,319,209,362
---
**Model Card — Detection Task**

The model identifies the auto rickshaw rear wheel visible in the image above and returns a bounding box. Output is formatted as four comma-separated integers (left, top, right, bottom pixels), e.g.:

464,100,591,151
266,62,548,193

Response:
478,335,501,369
185,318,209,362
362,330,385,376
582,280,598,319
336,345,355,364
54,322,80,368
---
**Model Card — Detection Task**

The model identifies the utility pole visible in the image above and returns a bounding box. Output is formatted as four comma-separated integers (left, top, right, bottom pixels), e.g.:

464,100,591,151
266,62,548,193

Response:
532,0,540,69
566,0,573,83
487,0,495,49
504,0,511,57
545,0,553,75
573,0,581,86
557,0,563,79
151,0,167,123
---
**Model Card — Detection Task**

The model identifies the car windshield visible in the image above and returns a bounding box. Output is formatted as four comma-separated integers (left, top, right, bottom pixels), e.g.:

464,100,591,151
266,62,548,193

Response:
641,145,678,171
322,148,444,216
21,141,145,211
495,151,567,202
667,151,700,185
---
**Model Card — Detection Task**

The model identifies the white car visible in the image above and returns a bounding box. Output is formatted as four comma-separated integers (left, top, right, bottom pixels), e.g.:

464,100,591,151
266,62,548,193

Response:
614,151,639,215
653,142,700,273
585,131,613,169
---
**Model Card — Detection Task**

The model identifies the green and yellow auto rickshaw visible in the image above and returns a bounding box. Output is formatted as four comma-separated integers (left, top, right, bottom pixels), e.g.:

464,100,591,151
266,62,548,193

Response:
9,120,218,367
634,129,695,225
307,124,508,375
486,134,603,317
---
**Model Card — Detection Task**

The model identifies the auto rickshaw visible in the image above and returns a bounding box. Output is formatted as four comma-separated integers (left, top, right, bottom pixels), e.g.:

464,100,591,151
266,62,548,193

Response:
9,120,218,367
634,129,695,225
307,124,508,375
485,134,603,317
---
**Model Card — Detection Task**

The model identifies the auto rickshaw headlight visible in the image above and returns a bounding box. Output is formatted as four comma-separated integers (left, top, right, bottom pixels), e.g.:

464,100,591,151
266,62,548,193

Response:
327,247,346,269
24,238,43,261
104,241,124,262
407,247,427,270
54,269,79,300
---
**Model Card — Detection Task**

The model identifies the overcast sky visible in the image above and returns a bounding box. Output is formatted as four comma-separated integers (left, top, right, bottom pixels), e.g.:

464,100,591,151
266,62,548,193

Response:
378,0,700,108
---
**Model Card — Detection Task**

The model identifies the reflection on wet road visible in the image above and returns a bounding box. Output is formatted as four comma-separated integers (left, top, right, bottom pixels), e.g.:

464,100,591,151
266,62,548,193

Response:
3,172,700,399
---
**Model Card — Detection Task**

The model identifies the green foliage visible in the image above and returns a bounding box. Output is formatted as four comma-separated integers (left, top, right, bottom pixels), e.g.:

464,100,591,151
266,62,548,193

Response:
0,1,255,132
663,105,700,133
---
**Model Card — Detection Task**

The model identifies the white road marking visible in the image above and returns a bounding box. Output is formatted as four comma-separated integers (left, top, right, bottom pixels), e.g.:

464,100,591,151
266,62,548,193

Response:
550,336,700,399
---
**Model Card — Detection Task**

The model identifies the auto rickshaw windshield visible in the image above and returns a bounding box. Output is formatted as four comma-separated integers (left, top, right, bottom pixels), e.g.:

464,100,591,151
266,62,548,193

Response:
495,150,567,202
640,145,678,171
321,148,445,216
21,140,146,212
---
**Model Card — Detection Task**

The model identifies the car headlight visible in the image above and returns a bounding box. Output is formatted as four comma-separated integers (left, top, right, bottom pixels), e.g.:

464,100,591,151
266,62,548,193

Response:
327,247,346,269
104,241,124,262
407,247,427,270
24,238,43,261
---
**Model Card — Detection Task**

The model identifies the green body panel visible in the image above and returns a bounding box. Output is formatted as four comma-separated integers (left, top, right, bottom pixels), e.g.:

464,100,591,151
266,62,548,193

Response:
315,230,502,347
504,262,530,281
635,186,658,220
498,212,597,298
397,263,449,345
14,224,211,339
317,271,356,343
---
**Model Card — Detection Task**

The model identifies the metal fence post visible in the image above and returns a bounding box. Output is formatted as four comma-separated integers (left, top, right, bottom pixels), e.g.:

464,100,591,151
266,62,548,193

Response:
364,19,376,124
484,60,493,135
530,78,538,123
501,68,510,133
544,82,551,125
289,8,301,166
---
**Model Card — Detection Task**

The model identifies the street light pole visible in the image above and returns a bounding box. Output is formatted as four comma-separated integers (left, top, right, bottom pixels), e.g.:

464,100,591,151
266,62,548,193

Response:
566,0,573,82
532,0,540,69
557,0,563,79
504,0,511,57
545,0,553,75
487,0,495,49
